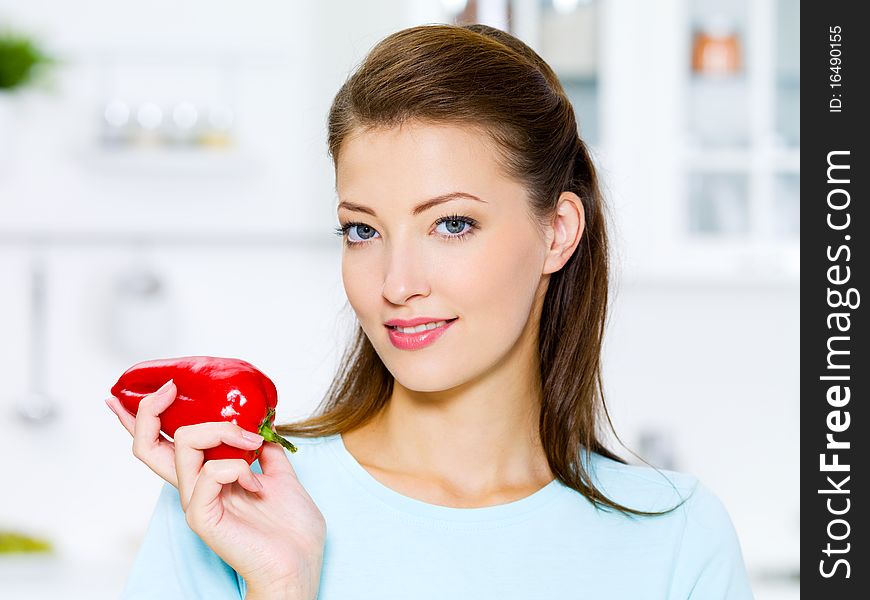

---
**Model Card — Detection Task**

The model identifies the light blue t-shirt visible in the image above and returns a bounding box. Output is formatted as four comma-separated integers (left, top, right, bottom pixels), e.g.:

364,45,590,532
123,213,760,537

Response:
121,433,754,599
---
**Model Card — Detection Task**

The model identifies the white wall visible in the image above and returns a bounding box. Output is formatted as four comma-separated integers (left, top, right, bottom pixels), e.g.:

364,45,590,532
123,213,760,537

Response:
603,281,799,573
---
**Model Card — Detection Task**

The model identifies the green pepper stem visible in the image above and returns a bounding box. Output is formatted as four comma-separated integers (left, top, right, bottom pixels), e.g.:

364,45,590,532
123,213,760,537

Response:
257,407,298,453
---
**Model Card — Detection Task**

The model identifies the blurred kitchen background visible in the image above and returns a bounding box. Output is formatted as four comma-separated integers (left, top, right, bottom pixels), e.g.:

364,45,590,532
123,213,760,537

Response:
0,0,798,598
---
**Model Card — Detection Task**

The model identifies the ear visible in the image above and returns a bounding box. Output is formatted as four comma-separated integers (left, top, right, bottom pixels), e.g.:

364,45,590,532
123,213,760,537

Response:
543,192,585,275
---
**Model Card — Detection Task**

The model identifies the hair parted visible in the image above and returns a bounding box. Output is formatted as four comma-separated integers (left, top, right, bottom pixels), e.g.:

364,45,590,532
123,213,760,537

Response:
276,23,687,518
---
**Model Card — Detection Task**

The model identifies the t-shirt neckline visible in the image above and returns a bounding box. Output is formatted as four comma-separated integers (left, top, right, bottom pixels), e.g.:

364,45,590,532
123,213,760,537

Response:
327,432,564,524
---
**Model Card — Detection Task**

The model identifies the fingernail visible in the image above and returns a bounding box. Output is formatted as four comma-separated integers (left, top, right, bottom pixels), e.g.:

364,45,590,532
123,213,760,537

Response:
104,398,117,414
242,430,264,443
155,379,175,395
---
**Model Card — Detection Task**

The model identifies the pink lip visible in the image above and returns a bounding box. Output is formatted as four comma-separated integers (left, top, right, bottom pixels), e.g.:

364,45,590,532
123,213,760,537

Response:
386,318,457,350
385,316,456,327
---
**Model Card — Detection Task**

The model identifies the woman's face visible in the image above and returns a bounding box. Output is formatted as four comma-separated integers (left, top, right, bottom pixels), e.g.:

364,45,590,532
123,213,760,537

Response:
335,121,554,392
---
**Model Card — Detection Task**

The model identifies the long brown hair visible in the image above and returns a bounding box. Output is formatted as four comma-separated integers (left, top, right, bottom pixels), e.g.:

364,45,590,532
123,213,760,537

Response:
276,23,685,518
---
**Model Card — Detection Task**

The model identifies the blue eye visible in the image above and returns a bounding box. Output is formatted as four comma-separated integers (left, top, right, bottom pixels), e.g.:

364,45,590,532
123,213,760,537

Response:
345,223,379,243
335,222,375,246
333,214,479,248
435,216,473,236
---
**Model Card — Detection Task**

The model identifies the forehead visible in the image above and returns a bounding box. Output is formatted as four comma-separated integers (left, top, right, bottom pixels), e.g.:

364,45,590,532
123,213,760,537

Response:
335,122,507,200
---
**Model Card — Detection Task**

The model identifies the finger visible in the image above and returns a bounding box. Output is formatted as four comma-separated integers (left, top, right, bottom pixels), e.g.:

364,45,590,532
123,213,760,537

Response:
257,438,299,479
174,421,265,510
105,395,135,436
186,459,262,527
256,441,323,508
131,379,179,487
132,379,177,450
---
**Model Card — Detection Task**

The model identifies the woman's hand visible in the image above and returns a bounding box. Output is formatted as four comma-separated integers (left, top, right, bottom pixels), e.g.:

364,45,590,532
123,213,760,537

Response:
105,380,326,598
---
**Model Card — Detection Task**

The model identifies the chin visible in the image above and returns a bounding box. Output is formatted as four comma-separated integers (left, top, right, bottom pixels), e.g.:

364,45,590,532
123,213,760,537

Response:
388,362,472,394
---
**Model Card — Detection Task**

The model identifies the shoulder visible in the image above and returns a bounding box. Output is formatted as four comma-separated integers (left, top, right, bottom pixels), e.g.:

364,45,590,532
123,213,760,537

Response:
587,455,754,597
585,452,700,514
667,479,754,597
587,452,739,529
578,452,747,554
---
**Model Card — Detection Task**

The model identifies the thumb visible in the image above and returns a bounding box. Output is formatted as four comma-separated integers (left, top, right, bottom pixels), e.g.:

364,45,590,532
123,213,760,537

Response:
139,379,177,416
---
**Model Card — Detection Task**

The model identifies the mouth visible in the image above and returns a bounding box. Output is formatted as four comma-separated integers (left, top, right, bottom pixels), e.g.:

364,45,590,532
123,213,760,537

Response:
385,317,458,334
385,318,458,350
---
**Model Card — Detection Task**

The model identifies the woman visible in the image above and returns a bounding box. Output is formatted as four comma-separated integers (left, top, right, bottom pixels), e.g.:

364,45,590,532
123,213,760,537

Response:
107,24,754,599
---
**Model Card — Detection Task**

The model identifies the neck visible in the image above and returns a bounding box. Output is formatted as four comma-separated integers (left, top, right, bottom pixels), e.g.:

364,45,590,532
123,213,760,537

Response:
347,325,553,498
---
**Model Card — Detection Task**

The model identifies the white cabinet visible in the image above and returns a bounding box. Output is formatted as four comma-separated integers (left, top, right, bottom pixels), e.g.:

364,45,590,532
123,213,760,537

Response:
511,0,799,286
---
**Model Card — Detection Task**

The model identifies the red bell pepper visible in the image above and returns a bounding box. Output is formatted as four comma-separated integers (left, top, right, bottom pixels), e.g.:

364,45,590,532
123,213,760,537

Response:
110,356,297,464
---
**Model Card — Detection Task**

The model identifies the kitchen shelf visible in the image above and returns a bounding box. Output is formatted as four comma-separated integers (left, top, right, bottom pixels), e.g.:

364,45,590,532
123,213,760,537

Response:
77,145,264,178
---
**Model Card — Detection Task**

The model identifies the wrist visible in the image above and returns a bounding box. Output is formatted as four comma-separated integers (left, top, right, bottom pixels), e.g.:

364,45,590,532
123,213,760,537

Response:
245,582,315,600
243,546,324,600
245,572,320,600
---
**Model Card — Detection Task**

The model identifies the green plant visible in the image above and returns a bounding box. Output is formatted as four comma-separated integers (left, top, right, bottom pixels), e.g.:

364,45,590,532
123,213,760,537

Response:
0,529,54,554
0,28,54,91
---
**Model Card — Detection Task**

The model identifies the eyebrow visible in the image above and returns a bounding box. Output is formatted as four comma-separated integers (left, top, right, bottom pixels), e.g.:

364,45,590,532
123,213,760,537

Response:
337,192,487,217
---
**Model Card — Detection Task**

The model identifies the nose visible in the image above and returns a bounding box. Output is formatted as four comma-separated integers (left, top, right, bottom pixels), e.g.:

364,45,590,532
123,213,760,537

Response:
381,237,431,305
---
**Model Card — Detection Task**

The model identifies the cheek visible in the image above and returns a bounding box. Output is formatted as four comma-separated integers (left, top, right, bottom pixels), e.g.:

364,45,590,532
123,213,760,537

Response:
341,255,374,319
461,228,544,324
